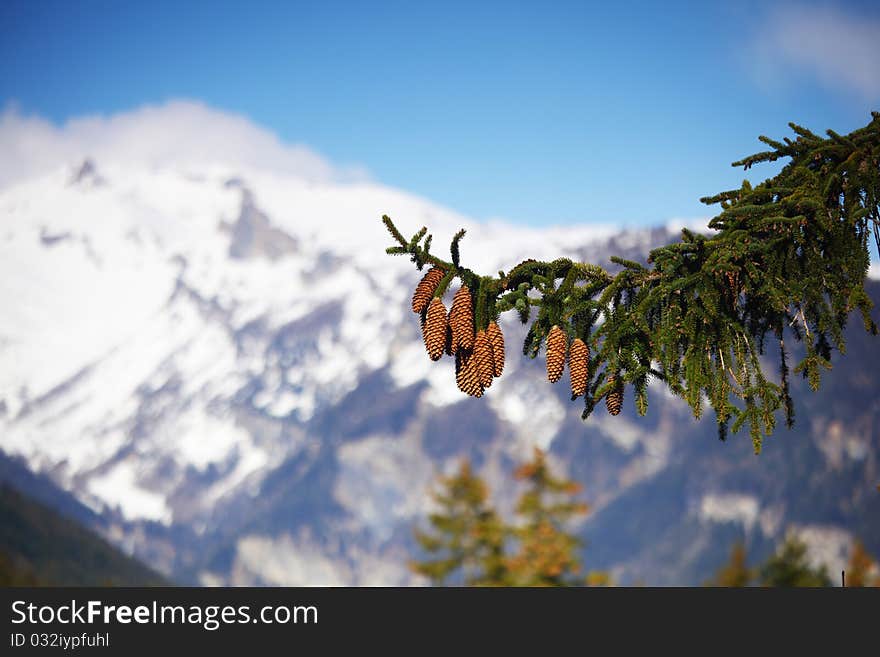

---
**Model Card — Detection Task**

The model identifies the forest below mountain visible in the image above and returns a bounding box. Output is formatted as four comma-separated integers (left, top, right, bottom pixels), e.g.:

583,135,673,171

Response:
0,483,167,586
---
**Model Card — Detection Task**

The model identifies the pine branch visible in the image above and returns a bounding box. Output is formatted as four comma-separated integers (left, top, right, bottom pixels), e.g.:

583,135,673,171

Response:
383,114,880,453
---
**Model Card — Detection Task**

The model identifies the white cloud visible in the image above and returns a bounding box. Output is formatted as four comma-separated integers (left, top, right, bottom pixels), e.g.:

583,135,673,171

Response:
749,4,880,100
0,99,370,190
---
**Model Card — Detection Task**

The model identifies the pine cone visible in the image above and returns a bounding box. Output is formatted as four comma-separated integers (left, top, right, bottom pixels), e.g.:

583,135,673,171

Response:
423,297,447,361
569,337,589,398
473,330,494,389
545,325,567,383
454,349,469,394
487,321,505,377
455,349,483,397
455,349,467,393
411,267,445,314
445,323,454,356
605,375,623,416
449,284,475,351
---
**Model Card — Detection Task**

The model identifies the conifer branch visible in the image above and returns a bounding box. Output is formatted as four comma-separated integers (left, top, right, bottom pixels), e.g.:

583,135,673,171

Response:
383,114,880,452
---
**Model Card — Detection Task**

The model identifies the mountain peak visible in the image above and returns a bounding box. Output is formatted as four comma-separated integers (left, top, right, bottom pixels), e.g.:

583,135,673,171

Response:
1,161,877,586
68,158,105,187
222,187,298,261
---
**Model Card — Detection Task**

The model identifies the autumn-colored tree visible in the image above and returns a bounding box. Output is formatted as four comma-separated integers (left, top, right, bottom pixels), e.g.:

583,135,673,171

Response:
411,451,605,586
707,535,880,587
410,460,509,586
844,540,880,587
759,535,831,587
584,570,615,587
506,448,590,586
707,541,754,587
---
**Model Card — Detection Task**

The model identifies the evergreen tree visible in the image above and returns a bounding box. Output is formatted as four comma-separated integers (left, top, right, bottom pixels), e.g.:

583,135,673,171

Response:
844,540,880,587
384,114,880,452
759,535,831,587
0,552,40,586
506,448,589,586
707,541,754,587
411,451,600,586
410,460,509,586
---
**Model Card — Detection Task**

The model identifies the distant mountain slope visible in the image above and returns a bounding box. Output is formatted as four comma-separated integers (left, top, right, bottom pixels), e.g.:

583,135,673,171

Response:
0,450,103,530
0,483,168,586
0,158,876,586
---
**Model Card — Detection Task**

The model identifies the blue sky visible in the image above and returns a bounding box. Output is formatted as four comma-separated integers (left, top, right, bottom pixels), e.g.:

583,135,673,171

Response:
1,0,878,226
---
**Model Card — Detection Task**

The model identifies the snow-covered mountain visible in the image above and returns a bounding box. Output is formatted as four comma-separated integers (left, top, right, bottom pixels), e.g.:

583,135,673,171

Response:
2,149,878,585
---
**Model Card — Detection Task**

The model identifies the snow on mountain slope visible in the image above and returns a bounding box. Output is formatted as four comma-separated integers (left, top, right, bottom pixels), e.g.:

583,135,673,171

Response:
2,106,876,585
0,156,634,529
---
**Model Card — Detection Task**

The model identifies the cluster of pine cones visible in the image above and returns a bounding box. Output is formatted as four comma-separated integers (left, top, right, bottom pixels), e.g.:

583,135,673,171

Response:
410,266,623,414
545,324,622,415
411,267,504,397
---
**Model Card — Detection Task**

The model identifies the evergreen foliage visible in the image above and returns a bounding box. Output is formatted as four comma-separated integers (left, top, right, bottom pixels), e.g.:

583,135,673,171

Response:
410,460,508,586
506,447,589,586
706,542,754,587
759,535,831,587
710,535,880,587
413,463,880,586
844,540,880,587
410,450,603,587
0,484,168,586
385,114,880,451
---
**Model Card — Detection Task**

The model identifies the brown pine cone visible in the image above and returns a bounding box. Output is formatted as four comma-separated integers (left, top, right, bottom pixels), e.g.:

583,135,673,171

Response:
454,349,468,393
473,330,494,389
545,325,567,383
455,349,483,397
411,267,445,314
423,297,447,361
486,321,505,377
569,338,589,398
448,284,475,351
605,375,623,416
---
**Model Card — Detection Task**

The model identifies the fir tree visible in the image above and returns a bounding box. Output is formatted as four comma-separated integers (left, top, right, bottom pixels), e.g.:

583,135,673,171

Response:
411,450,600,586
384,114,880,452
707,541,754,587
410,460,508,586
844,540,880,587
759,535,831,587
506,448,589,586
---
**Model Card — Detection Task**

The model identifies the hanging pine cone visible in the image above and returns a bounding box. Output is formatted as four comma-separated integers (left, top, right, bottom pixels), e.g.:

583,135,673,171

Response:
486,321,505,377
473,330,494,389
448,284,475,351
455,349,483,397
411,266,445,314
423,297,447,361
605,375,623,416
569,337,589,398
455,349,468,393
546,325,567,383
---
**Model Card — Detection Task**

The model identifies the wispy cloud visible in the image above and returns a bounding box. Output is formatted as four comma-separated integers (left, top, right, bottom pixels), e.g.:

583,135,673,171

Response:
0,100,370,190
748,3,880,100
